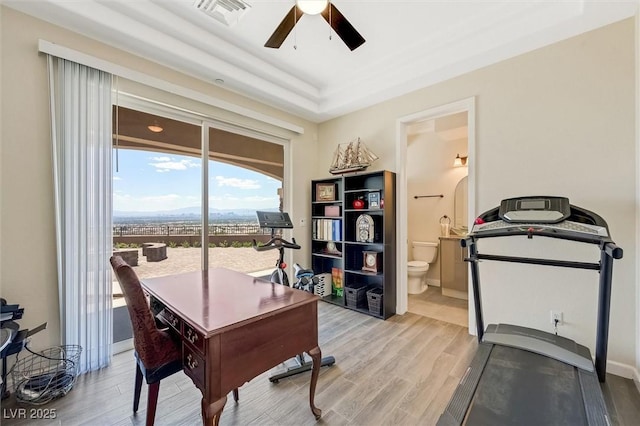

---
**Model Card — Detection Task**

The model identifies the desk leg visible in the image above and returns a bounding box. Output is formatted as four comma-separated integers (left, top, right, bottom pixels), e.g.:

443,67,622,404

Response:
201,395,226,426
308,346,322,420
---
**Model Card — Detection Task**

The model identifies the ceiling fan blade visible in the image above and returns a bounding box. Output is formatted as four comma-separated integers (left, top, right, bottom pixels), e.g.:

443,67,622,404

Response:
321,3,365,51
265,6,303,49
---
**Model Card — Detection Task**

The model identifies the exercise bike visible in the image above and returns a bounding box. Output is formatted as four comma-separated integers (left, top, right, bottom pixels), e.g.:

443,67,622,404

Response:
253,211,336,383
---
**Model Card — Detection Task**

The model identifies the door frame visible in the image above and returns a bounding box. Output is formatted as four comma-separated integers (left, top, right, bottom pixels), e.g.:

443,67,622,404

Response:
395,97,476,332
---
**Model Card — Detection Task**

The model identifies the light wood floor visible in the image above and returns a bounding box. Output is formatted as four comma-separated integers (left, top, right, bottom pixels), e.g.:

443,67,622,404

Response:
3,302,639,425
407,286,469,328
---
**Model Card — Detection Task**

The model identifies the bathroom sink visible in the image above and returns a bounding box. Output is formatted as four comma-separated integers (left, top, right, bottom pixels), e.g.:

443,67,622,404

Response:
450,227,468,236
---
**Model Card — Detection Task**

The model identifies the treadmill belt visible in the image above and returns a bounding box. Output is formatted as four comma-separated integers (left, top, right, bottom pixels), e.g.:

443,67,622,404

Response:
465,345,587,425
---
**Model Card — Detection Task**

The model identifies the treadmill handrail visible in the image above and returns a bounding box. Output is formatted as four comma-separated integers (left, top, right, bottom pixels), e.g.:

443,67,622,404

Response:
469,253,601,270
461,241,622,266
604,242,623,259
465,224,611,246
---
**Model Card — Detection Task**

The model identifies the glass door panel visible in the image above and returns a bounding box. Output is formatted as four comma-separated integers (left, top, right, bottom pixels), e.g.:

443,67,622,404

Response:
207,126,284,277
112,107,202,349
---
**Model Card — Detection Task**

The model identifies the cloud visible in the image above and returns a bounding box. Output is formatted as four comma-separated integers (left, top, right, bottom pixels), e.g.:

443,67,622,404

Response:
113,176,122,181
148,157,200,172
214,176,261,189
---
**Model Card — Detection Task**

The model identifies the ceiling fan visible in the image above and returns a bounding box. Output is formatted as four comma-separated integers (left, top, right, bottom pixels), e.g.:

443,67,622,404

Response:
265,0,365,51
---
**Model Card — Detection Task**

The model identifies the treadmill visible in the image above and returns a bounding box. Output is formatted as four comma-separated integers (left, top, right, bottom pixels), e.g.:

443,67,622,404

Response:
438,196,623,426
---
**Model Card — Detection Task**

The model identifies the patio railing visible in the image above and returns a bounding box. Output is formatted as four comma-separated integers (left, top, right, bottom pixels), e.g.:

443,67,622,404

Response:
113,223,271,237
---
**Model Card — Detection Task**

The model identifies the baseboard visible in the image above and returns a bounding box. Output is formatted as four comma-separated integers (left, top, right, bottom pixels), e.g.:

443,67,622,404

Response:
113,338,133,355
607,361,640,394
442,288,468,300
606,360,639,380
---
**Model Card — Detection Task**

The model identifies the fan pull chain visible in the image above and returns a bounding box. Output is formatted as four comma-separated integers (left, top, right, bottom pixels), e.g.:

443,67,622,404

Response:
329,3,332,41
293,7,297,49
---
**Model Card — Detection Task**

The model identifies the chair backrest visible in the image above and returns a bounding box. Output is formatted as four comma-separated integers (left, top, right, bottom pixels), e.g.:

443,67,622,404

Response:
110,256,180,369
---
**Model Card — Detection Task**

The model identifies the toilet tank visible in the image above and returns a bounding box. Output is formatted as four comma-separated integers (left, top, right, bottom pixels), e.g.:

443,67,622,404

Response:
412,241,438,262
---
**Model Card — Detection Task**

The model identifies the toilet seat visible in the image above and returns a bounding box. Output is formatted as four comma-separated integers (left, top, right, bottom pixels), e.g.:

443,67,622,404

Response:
408,260,429,272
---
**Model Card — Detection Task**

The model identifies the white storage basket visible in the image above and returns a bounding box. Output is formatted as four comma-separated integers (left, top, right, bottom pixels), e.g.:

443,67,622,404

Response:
314,273,332,297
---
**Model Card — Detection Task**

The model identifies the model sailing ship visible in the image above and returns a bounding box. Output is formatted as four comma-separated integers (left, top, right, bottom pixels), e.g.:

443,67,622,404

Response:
329,138,379,174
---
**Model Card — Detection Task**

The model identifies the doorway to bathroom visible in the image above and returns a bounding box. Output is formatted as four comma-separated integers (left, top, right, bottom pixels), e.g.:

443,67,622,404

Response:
395,97,475,330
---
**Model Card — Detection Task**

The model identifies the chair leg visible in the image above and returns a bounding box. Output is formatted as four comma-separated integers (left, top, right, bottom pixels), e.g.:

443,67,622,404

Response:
133,363,143,413
146,382,160,426
233,388,239,402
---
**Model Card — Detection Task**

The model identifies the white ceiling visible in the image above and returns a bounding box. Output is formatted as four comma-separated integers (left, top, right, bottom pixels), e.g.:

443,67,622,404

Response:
4,0,637,123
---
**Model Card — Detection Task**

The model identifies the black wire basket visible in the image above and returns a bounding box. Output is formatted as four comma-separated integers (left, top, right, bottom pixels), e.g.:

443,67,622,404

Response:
11,345,82,405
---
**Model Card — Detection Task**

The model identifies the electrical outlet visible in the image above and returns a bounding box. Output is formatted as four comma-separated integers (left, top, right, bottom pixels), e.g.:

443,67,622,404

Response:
550,310,563,325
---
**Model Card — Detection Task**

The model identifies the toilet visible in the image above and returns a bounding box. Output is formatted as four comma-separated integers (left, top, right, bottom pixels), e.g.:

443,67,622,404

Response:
407,241,439,294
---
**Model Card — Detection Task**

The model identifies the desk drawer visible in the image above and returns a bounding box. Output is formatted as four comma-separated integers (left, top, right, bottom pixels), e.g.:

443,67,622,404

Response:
149,297,164,317
183,345,205,390
157,306,181,333
183,322,205,355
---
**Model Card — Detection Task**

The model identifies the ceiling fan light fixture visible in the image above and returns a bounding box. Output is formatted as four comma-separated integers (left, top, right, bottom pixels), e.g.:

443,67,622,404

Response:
296,0,328,15
147,121,164,133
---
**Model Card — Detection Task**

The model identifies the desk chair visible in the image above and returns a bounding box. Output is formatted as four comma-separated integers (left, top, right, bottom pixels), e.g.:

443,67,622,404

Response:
110,256,183,426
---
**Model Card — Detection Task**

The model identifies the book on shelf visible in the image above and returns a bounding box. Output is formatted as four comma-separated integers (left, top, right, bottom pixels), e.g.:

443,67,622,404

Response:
312,218,342,241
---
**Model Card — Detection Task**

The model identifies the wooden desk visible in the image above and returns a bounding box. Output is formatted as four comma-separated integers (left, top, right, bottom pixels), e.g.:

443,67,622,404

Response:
142,268,322,425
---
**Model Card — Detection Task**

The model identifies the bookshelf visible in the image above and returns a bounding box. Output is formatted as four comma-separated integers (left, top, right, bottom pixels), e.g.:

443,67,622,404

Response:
311,170,396,319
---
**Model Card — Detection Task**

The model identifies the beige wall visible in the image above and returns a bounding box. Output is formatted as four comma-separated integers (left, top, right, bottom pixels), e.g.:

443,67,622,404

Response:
318,19,637,369
0,7,318,349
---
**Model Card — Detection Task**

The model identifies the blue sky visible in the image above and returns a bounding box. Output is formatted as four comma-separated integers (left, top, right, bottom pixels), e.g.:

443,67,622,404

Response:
113,149,281,212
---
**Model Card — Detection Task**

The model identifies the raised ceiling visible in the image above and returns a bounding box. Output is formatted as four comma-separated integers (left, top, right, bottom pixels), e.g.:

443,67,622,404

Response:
4,0,637,123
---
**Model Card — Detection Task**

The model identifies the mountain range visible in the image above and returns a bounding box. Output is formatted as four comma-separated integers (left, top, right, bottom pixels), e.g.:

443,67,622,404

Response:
114,206,278,219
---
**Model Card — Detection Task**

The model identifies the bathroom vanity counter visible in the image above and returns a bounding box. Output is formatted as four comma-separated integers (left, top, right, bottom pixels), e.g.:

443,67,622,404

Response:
439,236,468,300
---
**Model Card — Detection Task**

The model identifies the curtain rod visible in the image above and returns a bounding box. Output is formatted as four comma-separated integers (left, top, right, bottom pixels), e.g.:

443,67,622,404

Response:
38,39,304,135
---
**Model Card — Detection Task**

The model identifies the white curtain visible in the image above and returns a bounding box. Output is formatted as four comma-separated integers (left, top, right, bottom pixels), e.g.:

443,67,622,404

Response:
48,57,113,372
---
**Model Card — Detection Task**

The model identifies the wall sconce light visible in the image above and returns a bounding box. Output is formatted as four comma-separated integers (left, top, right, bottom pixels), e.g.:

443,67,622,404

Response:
453,153,468,167
147,120,163,133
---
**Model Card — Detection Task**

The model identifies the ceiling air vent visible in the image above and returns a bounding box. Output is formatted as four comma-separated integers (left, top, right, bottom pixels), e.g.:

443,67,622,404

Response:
193,0,251,27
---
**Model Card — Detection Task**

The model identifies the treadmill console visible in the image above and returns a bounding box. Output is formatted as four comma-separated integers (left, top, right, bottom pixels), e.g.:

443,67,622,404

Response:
498,196,570,224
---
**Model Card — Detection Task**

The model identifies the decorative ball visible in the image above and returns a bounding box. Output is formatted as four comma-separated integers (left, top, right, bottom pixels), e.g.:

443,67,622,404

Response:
353,199,365,209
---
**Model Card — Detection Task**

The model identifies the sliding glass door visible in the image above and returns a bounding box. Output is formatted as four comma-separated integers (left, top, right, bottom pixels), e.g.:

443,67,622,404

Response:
112,102,288,349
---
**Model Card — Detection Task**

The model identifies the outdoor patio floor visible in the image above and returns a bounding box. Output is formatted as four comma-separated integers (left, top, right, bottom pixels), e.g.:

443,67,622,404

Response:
112,247,277,306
